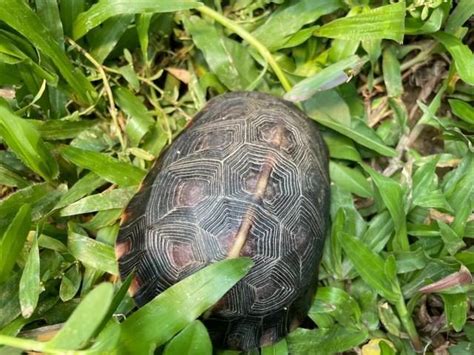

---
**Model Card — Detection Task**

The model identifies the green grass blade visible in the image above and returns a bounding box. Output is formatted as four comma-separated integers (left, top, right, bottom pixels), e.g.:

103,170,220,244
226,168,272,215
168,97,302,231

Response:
363,165,409,252
432,32,474,85
0,205,32,283
329,162,373,198
61,146,146,187
449,99,474,125
284,55,367,102
45,283,114,351
19,234,41,318
314,2,405,42
0,105,59,182
73,0,202,39
114,87,155,146
261,339,288,355
36,0,65,48
89,15,134,64
163,320,212,355
119,258,253,353
184,16,260,91
0,0,97,105
304,108,396,157
445,0,474,33
59,187,135,216
68,223,118,275
338,232,399,303
251,0,342,50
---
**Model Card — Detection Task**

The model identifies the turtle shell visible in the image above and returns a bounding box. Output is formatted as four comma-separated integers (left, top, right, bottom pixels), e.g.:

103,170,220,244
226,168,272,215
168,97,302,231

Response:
116,92,330,350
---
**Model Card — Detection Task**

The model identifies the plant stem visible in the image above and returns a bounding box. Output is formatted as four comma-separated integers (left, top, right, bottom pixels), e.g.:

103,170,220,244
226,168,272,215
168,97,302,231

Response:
395,297,422,352
196,5,292,92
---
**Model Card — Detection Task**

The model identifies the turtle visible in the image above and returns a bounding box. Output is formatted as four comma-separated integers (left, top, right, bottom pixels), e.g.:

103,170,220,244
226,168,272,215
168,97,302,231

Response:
115,91,330,350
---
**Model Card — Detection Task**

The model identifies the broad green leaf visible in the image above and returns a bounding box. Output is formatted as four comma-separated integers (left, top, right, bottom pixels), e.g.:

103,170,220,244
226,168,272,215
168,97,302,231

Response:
61,146,146,187
394,249,428,274
303,90,352,127
73,0,202,39
304,106,396,157
0,205,32,283
449,99,474,125
261,339,288,355
0,32,58,85
0,183,53,234
382,46,402,97
19,235,41,318
184,16,260,91
36,0,65,48
287,325,368,354
120,258,253,353
59,263,82,302
284,55,367,102
378,302,402,337
59,187,135,216
45,283,114,350
405,7,445,35
438,221,465,256
0,273,21,329
68,223,118,275
114,87,155,146
89,15,134,64
363,165,408,251
360,211,393,253
445,0,474,33
252,0,342,50
339,232,399,303
322,208,344,279
0,0,96,104
29,118,100,140
441,293,468,332
163,320,212,355
59,0,85,37
309,287,361,326
137,13,153,63
0,105,58,181
314,2,406,43
0,164,29,188
432,32,474,85
323,133,361,162
55,172,107,210
329,162,372,198
447,167,474,237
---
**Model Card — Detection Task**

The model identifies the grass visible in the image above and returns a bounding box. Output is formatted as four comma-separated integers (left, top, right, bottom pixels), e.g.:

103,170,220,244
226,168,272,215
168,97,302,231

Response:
0,0,473,354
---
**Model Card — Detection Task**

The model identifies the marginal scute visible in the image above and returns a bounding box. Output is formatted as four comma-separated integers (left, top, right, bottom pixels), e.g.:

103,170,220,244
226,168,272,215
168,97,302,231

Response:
116,92,330,351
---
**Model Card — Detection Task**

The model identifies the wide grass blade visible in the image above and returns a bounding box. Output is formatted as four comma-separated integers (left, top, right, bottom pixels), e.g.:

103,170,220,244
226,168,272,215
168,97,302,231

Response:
0,205,32,283
185,16,260,91
163,320,212,355
68,223,118,275
59,187,135,216
0,0,96,105
114,87,155,146
73,0,202,39
61,146,146,187
339,232,399,303
363,165,409,252
45,283,114,351
251,0,342,50
432,32,474,85
119,258,253,353
19,234,41,318
314,2,406,43
0,105,59,182
304,108,396,157
284,55,367,102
